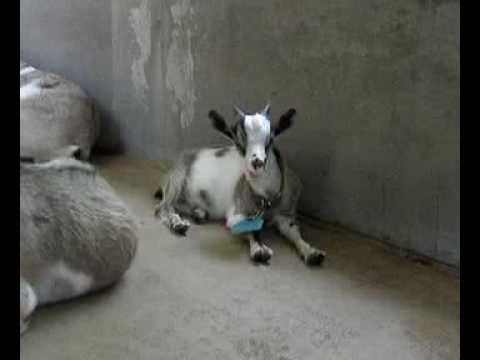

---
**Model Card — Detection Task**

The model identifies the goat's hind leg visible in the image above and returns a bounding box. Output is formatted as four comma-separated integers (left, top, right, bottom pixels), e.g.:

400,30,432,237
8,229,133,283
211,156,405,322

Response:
155,202,191,236
274,215,326,266
20,277,37,335
175,202,209,225
166,211,191,236
155,193,208,225
154,166,197,235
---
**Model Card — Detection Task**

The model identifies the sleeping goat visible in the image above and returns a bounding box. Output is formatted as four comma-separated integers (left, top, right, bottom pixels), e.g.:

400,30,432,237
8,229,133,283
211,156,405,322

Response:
154,104,326,266
20,158,138,335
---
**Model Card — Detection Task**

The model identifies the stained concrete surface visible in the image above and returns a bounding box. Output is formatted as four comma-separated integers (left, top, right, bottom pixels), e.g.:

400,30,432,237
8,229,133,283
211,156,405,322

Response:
20,156,459,360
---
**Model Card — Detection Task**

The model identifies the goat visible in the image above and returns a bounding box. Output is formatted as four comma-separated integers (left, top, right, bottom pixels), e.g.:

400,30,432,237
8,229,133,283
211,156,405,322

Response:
154,104,326,266
20,158,138,335
20,60,100,162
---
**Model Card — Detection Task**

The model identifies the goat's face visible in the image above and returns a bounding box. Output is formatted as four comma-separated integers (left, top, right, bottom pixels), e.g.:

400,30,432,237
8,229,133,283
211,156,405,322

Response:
209,104,296,176
243,111,271,174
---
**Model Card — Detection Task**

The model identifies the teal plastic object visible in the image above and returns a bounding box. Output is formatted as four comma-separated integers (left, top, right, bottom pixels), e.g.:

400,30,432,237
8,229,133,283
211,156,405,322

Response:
230,217,264,235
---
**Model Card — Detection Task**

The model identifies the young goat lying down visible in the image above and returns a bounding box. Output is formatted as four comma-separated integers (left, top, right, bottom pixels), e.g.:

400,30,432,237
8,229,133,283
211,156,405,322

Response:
20,60,100,162
20,158,138,335
154,104,326,266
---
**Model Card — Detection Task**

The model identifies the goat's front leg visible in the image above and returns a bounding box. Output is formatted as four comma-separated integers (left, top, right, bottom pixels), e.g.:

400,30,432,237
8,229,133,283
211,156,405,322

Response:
247,231,273,263
226,211,273,264
274,215,326,266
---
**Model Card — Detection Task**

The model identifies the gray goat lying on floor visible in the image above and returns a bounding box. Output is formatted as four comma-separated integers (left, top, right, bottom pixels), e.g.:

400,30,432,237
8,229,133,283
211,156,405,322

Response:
154,104,326,266
20,158,138,335
20,60,100,162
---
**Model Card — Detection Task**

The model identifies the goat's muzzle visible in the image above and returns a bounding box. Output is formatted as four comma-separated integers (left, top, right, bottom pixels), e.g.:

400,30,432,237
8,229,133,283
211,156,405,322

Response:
251,158,265,170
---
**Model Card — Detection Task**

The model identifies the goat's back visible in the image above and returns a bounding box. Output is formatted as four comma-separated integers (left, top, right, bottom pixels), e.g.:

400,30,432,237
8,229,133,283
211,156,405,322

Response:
20,158,138,304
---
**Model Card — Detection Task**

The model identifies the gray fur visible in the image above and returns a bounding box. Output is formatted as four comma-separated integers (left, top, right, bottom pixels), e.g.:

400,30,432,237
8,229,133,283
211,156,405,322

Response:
233,175,266,218
214,147,230,157
20,60,100,162
20,158,138,334
232,121,248,154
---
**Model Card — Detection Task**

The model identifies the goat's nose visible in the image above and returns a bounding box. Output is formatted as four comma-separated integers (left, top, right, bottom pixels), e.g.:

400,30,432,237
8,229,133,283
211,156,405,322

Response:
252,158,265,170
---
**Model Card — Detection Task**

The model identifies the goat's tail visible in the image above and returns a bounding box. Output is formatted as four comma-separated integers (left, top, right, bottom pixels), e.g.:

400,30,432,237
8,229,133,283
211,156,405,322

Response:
154,169,190,236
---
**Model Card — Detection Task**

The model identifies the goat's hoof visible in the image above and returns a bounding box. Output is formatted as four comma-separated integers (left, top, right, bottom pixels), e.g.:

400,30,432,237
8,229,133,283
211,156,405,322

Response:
251,245,273,264
171,222,190,236
303,249,326,266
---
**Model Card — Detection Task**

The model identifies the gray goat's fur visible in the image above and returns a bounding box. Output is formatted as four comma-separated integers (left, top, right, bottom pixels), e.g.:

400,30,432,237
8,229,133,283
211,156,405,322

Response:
20,158,138,335
155,105,326,265
20,60,100,162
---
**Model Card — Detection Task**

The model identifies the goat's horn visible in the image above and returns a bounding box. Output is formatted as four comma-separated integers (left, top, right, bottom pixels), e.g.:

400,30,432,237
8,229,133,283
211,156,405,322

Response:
262,103,271,116
233,105,246,118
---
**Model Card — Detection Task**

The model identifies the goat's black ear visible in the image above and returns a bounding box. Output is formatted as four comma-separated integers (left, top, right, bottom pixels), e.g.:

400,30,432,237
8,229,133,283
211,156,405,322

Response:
209,110,234,140
273,108,296,137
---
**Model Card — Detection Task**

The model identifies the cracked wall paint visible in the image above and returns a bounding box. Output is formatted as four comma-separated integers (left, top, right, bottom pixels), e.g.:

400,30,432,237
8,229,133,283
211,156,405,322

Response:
166,0,196,129
129,0,151,108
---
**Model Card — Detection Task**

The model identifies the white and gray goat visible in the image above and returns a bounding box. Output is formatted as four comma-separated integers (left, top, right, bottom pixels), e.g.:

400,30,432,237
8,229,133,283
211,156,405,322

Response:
154,105,326,265
20,60,100,162
20,158,138,335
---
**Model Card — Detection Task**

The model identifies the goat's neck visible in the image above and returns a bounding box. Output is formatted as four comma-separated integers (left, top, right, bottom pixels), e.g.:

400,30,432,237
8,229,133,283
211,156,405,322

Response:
245,148,282,199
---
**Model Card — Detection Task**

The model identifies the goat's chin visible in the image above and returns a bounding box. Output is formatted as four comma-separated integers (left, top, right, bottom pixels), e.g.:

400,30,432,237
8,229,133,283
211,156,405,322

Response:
245,167,263,178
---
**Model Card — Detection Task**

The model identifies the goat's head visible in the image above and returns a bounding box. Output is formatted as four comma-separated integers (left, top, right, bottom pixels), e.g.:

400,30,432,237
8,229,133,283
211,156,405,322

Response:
208,104,296,176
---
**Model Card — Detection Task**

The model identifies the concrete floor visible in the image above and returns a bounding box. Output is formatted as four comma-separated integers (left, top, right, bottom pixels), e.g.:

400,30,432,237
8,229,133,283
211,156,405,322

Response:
20,156,460,360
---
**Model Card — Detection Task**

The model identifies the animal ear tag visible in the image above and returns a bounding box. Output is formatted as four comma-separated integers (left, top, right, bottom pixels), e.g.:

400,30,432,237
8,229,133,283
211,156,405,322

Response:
230,217,264,235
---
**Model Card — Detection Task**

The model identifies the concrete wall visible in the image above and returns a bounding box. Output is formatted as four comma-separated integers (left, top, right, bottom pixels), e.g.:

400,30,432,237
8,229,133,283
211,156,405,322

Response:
20,0,116,150
20,0,460,266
